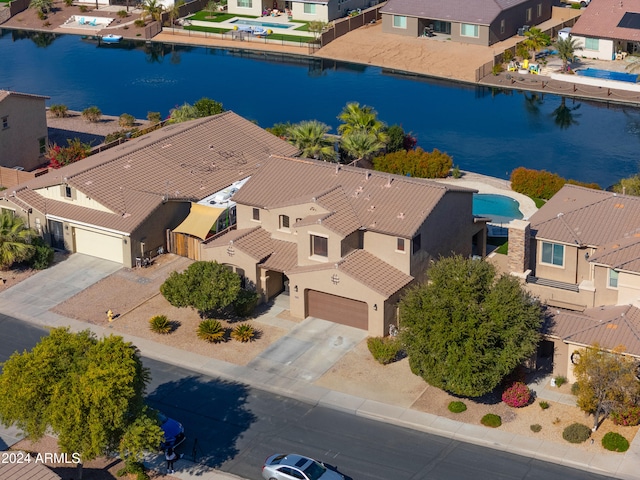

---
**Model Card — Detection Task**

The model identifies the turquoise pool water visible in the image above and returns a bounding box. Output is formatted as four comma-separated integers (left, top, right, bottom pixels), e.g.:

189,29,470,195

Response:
473,194,523,224
230,19,292,29
577,68,639,83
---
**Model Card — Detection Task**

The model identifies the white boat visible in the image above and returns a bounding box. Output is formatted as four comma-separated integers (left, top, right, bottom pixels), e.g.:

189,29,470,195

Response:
101,34,123,43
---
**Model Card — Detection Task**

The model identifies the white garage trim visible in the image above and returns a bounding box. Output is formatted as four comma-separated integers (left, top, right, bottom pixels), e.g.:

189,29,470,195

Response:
46,214,130,236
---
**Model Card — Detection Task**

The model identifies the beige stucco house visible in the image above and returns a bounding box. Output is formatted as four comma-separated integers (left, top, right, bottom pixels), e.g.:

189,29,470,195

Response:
507,184,640,379
201,155,487,336
226,0,372,22
0,90,48,171
0,112,298,267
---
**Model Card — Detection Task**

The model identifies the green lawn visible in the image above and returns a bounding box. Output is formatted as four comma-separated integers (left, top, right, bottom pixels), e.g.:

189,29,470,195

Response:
532,197,546,208
187,11,256,22
184,25,229,34
184,24,313,43
0,0,12,4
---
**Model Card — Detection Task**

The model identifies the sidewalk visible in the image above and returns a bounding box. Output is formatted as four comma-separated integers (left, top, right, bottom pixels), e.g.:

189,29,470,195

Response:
0,256,639,480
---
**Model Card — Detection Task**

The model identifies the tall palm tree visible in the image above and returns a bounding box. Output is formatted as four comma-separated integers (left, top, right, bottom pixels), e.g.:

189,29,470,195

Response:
141,0,163,22
167,1,184,29
523,27,550,62
337,102,389,145
340,131,385,167
555,37,582,73
0,213,36,270
287,121,337,161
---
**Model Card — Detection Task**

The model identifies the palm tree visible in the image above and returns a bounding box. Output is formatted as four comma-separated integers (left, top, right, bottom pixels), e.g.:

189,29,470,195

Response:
555,37,582,73
337,102,389,145
523,27,550,61
167,1,184,29
29,0,53,14
287,121,337,161
0,213,36,270
141,0,163,22
340,131,385,167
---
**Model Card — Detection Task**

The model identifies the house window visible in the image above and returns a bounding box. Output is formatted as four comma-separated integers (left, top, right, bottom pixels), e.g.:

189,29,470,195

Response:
393,15,407,29
1,208,15,218
460,24,478,38
541,242,564,267
500,19,505,34
525,8,532,22
608,269,619,288
65,186,72,198
1,116,7,129
397,238,405,252
304,3,316,14
412,234,421,254
585,38,599,51
537,3,542,17
310,234,328,257
237,0,252,7
279,214,290,230
252,208,260,221
39,137,47,155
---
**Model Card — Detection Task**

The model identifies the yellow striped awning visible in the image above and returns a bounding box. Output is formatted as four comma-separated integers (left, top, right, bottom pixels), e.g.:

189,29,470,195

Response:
173,203,227,240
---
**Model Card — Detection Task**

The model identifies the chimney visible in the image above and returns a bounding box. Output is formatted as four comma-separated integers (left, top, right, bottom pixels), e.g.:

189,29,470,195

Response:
508,220,531,276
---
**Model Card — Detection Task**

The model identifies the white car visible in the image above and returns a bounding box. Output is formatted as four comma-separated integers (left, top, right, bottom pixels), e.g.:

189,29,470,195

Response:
562,0,590,7
262,454,344,480
558,27,572,41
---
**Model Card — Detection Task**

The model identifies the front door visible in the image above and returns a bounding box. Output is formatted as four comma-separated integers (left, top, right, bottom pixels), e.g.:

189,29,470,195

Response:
48,219,65,250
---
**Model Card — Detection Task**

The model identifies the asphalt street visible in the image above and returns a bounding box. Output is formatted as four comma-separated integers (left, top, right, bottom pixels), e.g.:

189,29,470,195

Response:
0,316,620,480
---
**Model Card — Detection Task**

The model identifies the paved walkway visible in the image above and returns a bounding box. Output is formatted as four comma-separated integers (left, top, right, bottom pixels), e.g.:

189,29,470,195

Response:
0,255,639,480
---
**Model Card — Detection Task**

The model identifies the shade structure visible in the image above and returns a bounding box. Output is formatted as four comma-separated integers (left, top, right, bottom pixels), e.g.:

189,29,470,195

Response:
173,203,227,240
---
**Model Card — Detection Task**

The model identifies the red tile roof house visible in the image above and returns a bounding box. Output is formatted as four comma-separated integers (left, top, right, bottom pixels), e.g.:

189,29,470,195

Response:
570,0,640,60
0,112,299,267
379,0,553,45
506,184,640,378
201,155,488,336
0,90,49,171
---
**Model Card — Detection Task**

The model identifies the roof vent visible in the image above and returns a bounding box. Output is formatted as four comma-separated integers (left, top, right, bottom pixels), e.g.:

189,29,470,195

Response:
557,212,564,217
397,212,405,219
162,143,172,149
368,205,375,212
209,145,215,150
385,175,392,188
356,186,363,193
335,165,340,174
365,171,371,181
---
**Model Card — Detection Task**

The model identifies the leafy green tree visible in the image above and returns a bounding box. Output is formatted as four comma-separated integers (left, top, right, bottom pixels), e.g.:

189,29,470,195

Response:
555,36,582,73
340,131,385,166
287,120,336,161
523,27,550,61
0,328,162,479
206,0,220,16
0,213,36,270
612,174,640,196
308,20,327,39
400,255,543,397
160,261,242,316
29,0,53,14
194,97,225,117
573,344,639,431
384,125,407,153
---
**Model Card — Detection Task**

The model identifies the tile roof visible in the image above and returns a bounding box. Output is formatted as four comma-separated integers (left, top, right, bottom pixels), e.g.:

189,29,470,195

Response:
571,0,640,41
288,249,414,297
529,185,640,247
206,227,275,262
0,90,50,103
589,235,640,273
0,459,61,480
380,0,529,25
259,239,298,272
232,156,473,238
546,305,640,357
6,112,299,233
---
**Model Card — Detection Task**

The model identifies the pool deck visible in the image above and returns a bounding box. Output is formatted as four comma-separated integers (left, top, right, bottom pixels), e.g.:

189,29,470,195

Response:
431,171,538,220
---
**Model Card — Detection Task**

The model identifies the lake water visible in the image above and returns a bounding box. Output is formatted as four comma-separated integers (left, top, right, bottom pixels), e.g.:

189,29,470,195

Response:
2,29,640,188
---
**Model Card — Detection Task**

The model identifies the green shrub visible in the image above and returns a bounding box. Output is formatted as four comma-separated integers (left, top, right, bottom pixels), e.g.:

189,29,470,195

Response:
571,2,581,8
147,111,162,123
571,382,580,396
530,424,542,433
601,432,629,452
134,19,146,27
105,129,139,143
49,104,68,118
448,401,467,413
37,10,46,19
64,0,73,5
79,5,88,12
554,375,567,387
539,401,550,410
197,319,226,342
562,423,591,444
481,414,502,428
233,289,259,317
373,147,453,179
82,106,102,123
28,237,55,270
117,9,128,18
611,405,640,426
492,63,504,75
119,113,135,127
367,336,402,365
452,165,461,178
510,167,600,200
116,459,149,480
231,323,256,342
149,315,172,334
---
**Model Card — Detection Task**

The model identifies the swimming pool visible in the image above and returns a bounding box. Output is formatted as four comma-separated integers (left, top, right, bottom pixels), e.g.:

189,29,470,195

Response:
473,194,523,224
577,68,639,83
230,19,293,29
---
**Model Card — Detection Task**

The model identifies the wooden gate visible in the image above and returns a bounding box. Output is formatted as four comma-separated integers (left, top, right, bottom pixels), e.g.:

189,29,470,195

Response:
166,230,201,260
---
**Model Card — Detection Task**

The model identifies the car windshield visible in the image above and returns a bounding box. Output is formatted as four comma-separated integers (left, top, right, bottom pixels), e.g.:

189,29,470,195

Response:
302,460,326,480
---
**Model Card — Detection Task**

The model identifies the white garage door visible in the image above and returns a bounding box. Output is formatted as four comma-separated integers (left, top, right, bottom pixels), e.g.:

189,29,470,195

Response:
74,228,124,264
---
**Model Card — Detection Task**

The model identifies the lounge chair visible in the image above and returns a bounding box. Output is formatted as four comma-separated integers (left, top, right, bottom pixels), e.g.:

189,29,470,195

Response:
79,17,85,24
89,19,97,26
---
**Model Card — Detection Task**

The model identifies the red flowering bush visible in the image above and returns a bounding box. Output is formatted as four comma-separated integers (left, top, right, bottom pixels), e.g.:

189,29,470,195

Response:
510,167,601,200
46,138,91,169
373,147,452,178
502,381,531,408
611,405,640,426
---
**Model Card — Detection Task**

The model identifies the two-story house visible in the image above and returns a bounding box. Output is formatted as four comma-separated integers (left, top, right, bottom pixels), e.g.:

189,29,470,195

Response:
0,90,49,171
201,155,487,336
226,0,373,23
0,112,298,267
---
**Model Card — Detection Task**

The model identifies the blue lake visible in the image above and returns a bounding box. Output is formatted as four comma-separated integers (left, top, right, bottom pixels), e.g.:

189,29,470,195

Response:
2,29,640,188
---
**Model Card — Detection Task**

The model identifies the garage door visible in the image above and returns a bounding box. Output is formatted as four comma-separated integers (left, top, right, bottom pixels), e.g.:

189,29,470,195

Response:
74,228,124,264
306,290,368,330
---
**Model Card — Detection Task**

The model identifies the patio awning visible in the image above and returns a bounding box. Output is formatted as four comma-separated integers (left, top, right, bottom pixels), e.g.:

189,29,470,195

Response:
173,203,227,240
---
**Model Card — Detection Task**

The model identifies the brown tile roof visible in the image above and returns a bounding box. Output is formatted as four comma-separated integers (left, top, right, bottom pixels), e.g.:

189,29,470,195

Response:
232,156,473,238
259,239,298,272
547,305,640,357
589,235,640,273
571,0,640,41
288,249,413,297
7,112,299,233
380,0,529,25
529,185,640,247
0,90,50,103
0,459,61,480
